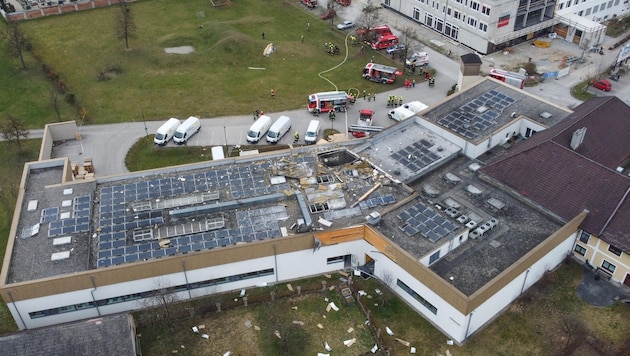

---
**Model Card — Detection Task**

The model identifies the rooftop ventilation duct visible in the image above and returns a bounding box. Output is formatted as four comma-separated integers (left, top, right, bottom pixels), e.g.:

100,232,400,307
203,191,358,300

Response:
570,127,587,150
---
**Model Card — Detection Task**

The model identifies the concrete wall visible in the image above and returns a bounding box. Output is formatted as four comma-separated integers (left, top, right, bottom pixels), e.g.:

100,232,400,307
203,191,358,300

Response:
39,121,77,161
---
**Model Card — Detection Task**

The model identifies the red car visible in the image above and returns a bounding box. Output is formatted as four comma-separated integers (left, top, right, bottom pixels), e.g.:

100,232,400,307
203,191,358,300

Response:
591,79,612,91
320,10,335,20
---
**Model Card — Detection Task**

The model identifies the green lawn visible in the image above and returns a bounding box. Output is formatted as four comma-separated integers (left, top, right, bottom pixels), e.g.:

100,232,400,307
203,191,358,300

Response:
12,0,400,125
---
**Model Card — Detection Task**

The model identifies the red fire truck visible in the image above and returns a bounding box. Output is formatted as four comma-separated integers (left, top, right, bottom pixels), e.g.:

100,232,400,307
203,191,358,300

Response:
307,91,351,114
356,24,393,39
362,63,402,84
488,68,526,89
370,34,399,50
335,0,351,6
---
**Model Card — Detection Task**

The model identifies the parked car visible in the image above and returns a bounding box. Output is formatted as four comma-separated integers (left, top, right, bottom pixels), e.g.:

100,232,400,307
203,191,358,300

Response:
337,20,355,30
591,79,612,91
385,43,405,54
320,10,335,20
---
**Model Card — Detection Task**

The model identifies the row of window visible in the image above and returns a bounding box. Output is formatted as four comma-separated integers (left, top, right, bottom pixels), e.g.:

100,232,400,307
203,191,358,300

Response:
415,10,460,40
579,231,622,256
574,244,616,274
28,268,275,319
560,0,620,11
419,0,491,16
397,279,438,315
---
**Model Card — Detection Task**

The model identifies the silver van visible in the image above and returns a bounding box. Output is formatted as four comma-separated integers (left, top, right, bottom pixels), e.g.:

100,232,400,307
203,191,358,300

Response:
304,120,320,144
266,115,292,143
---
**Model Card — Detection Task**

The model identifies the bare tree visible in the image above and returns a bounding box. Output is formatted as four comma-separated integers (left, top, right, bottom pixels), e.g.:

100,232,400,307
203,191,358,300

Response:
1,114,29,152
50,89,61,122
139,279,181,326
115,0,136,50
358,0,381,42
397,27,417,67
3,20,28,69
326,3,337,27
558,314,589,355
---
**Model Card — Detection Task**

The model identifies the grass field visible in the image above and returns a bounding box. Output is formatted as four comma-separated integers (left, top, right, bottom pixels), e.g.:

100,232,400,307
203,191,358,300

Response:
10,0,401,126
136,262,630,355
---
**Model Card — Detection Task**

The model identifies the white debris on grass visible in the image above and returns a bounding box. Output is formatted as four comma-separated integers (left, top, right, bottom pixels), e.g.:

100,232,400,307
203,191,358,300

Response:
347,327,354,333
343,338,357,347
327,302,339,312
317,323,324,329
358,290,367,296
201,334,209,339
274,330,282,339
287,283,294,291
192,326,199,333
371,344,378,353
386,326,394,335
325,341,332,351
395,338,410,346
292,320,305,326
164,46,195,54
410,346,417,353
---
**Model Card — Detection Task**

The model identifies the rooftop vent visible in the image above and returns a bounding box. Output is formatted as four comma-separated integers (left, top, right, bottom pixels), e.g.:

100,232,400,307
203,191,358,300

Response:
539,111,553,119
570,127,587,150
476,105,489,113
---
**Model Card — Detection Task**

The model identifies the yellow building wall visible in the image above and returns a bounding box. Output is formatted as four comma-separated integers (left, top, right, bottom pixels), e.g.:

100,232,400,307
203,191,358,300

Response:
573,233,630,284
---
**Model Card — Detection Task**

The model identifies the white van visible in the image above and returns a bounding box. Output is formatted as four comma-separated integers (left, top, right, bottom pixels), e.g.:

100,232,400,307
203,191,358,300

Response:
388,107,416,122
304,120,320,144
403,101,429,114
173,116,201,144
247,115,272,143
154,118,181,145
266,115,292,143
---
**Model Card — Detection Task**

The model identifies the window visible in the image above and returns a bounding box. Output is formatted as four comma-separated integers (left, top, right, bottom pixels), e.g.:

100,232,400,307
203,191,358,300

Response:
602,260,616,274
615,0,620,6
574,244,587,256
327,255,345,264
579,230,590,244
453,10,461,20
608,0,613,7
481,5,490,16
470,0,479,11
447,7,452,16
593,5,598,13
585,8,591,15
467,17,477,28
559,3,564,9
429,250,440,264
600,3,606,10
436,18,444,32
397,279,438,314
479,22,488,32
608,245,622,257
425,13,434,27
445,23,459,39
413,7,421,21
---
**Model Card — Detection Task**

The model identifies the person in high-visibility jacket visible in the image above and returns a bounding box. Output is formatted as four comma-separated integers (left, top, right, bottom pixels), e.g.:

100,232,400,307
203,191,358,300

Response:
294,131,300,142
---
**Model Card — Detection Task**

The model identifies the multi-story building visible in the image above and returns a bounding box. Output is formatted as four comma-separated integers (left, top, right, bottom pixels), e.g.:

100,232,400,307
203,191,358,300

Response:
2,79,628,346
384,0,558,54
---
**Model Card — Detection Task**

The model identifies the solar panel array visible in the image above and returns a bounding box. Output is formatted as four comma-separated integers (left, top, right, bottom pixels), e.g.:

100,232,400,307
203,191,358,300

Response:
437,90,516,140
41,207,59,223
47,195,92,237
95,158,319,268
359,194,396,209
390,140,440,172
397,202,457,242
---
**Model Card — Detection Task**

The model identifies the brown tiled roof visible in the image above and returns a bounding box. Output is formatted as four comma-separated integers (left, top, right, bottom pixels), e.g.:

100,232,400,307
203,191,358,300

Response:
481,97,630,252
